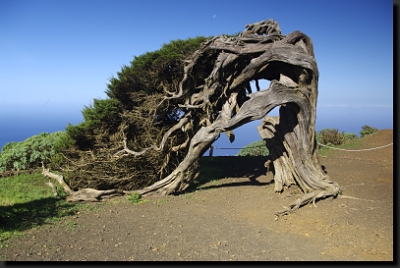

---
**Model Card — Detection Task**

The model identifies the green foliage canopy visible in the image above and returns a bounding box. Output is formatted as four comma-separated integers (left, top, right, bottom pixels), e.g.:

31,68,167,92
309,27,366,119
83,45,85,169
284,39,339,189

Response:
59,36,213,190
66,36,210,151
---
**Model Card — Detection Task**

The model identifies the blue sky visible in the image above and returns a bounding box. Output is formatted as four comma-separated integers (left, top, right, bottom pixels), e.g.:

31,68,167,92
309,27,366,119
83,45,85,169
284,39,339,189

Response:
0,0,394,155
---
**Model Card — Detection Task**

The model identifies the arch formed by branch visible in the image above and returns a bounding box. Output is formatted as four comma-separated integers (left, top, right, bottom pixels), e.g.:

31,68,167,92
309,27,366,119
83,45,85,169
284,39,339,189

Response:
124,19,340,215
47,19,340,215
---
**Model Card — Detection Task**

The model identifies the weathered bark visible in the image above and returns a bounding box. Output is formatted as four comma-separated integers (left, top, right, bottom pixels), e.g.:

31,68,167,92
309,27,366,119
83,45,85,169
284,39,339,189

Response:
45,181,58,198
258,109,340,215
133,19,340,214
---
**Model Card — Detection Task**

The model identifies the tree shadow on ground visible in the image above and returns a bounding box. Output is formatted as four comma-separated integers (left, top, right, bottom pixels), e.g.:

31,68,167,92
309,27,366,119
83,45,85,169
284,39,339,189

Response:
196,178,274,192
0,198,79,236
184,156,273,193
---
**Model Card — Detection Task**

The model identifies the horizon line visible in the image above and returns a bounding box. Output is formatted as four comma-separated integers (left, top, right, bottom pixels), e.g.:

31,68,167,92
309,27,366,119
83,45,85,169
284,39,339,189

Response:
318,104,392,108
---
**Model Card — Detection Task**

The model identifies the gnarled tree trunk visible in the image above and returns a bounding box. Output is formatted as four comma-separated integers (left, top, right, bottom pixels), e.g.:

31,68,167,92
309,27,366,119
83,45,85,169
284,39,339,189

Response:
46,19,340,215
134,19,340,215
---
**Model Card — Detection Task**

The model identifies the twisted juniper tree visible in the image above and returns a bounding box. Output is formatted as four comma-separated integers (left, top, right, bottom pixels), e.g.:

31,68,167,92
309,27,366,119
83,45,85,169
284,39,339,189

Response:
48,19,340,215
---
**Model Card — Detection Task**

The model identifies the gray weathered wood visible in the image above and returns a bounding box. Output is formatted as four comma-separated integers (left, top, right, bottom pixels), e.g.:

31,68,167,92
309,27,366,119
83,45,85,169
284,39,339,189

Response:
133,19,340,215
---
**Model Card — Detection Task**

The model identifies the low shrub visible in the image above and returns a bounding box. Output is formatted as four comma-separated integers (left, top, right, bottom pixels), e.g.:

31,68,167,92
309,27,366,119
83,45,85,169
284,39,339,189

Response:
236,140,269,156
317,128,346,146
0,132,74,172
360,125,378,137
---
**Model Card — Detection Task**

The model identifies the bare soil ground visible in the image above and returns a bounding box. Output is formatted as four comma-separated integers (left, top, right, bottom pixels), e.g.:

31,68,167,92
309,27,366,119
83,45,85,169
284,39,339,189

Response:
0,130,393,261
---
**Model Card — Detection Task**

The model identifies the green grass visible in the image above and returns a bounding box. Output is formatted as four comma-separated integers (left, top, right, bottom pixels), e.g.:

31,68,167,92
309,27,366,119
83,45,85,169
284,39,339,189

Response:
127,193,149,204
318,135,364,156
155,198,169,206
0,172,85,247
0,173,65,206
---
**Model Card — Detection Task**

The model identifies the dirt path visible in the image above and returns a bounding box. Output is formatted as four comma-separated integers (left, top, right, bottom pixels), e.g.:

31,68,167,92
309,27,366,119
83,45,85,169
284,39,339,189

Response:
0,130,393,261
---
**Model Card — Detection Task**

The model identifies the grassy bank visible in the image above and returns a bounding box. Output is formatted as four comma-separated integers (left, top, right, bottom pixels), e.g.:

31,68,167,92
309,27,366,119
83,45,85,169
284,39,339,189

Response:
0,173,91,247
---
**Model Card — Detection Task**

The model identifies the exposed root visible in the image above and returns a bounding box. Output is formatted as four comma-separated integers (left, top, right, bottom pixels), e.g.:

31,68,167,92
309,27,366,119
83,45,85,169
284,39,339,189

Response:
337,195,375,202
274,185,340,216
66,189,123,202
41,162,73,195
137,173,182,197
41,162,124,202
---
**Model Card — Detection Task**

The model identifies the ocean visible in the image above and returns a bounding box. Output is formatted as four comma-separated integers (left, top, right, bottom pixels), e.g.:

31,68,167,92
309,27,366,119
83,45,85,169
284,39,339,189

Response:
206,106,394,156
0,106,393,156
0,103,84,150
